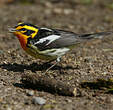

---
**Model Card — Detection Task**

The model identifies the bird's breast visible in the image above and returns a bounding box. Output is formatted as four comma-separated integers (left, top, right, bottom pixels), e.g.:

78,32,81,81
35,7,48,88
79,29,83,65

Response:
14,33,28,50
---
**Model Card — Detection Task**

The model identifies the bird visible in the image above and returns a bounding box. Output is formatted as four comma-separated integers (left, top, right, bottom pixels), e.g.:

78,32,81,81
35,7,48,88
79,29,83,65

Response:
9,22,113,73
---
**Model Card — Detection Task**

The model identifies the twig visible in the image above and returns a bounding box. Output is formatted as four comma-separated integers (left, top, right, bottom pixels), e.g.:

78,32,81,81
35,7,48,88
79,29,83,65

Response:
21,73,77,96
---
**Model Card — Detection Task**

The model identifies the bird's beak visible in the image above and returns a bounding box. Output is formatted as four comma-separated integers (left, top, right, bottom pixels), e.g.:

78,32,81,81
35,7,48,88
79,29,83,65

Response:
8,28,17,33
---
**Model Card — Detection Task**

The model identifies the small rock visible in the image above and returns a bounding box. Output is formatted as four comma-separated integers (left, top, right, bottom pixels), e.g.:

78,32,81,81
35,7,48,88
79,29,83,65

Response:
32,97,46,105
45,2,52,8
73,88,77,96
106,96,113,103
6,107,12,110
53,8,62,14
26,90,34,96
64,9,73,15
65,99,72,103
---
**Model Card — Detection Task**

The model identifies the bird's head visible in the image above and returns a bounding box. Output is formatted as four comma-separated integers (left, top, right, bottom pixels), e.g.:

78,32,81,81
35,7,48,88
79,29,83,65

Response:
9,22,38,50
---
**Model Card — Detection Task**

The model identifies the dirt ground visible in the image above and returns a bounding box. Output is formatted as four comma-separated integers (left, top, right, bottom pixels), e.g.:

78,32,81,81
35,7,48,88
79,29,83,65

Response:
1,0,113,110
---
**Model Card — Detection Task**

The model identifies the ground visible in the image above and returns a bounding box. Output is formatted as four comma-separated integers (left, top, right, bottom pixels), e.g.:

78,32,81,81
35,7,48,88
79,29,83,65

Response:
0,0,113,110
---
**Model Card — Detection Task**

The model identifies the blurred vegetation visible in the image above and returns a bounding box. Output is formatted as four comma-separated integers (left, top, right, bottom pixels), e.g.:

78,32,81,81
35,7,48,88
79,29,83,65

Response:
106,3,113,10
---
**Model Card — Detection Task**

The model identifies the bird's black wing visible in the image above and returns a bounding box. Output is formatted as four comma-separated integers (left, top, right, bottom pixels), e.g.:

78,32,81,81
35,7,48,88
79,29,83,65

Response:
28,28,81,51
28,28,113,51
47,30,113,49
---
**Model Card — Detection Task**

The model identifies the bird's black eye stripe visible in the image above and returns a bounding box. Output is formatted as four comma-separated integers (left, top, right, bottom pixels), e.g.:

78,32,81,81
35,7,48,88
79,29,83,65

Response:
18,28,26,31
23,30,35,36
17,27,35,36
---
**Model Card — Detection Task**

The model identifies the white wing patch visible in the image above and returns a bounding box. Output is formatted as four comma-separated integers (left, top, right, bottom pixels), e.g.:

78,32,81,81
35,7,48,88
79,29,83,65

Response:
34,35,61,45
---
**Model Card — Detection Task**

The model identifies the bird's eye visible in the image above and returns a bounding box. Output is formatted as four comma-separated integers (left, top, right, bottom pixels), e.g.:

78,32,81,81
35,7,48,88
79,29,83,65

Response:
23,30,35,36
18,28,26,31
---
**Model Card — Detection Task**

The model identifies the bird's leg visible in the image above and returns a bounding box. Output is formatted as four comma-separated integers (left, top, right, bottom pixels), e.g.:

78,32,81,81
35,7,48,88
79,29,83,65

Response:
45,57,61,74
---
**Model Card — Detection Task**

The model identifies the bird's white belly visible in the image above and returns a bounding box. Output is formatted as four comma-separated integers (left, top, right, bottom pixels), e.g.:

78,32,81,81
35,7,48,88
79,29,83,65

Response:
42,48,70,57
26,44,70,61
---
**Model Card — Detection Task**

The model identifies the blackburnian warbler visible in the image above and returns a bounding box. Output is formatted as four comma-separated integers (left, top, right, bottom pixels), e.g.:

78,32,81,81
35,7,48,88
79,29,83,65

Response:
9,22,113,72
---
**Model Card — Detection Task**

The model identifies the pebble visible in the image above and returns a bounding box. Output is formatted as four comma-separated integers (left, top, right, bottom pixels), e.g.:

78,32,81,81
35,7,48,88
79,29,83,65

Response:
53,8,62,14
64,9,73,15
32,97,46,105
73,88,77,96
45,2,53,8
26,90,34,96
106,96,113,103
65,99,72,103
6,107,12,110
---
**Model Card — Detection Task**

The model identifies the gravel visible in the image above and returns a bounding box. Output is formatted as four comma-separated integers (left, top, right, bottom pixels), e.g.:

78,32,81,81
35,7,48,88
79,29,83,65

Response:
0,0,113,110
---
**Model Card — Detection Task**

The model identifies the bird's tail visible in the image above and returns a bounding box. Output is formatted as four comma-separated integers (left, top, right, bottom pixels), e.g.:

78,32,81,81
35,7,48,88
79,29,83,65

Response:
79,31,113,40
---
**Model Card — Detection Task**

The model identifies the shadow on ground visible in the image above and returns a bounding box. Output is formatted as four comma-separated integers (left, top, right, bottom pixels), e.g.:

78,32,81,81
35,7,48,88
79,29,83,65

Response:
0,62,77,72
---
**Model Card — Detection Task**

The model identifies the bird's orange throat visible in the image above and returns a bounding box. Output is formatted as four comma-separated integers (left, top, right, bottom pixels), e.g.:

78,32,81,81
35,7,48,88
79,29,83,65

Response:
14,32,28,50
